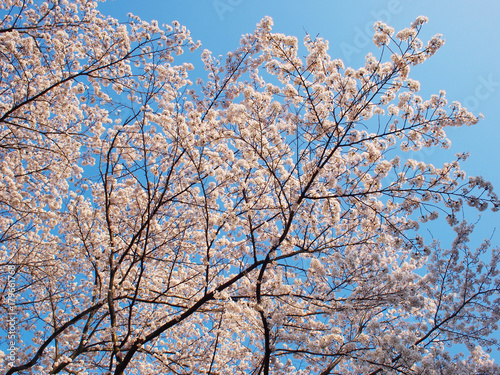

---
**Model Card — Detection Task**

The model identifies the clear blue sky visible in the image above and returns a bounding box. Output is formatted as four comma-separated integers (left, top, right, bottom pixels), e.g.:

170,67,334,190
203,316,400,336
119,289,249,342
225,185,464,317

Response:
99,0,500,197
99,0,500,358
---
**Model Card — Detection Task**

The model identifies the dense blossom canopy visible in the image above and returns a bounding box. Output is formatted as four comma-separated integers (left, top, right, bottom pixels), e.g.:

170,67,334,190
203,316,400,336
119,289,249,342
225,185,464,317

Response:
0,1,499,374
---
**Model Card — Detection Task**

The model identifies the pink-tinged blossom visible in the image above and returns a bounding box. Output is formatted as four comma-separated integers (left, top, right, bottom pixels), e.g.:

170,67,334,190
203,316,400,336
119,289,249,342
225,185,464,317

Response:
0,7,498,375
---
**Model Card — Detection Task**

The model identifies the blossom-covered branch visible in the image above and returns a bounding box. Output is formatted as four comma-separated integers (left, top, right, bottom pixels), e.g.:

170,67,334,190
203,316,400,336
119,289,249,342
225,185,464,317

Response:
1,2,499,374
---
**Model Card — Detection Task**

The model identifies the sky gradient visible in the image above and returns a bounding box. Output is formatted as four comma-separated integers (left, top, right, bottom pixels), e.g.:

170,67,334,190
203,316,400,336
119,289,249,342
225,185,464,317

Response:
99,0,500,199
98,0,500,361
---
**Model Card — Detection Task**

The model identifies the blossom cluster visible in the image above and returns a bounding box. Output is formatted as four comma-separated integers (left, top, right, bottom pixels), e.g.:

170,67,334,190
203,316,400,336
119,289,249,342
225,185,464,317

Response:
0,4,499,374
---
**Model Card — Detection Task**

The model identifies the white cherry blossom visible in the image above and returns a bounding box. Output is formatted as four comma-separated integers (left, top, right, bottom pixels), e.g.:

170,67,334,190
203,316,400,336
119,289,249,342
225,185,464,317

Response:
0,3,499,374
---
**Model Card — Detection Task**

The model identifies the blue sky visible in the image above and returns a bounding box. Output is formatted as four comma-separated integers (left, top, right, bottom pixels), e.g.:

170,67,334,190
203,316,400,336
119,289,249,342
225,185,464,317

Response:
99,0,500,200
99,0,500,237
98,0,500,359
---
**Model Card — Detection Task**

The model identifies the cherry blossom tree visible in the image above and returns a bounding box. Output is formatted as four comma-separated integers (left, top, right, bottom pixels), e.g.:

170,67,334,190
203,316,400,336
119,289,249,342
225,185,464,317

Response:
1,1,499,374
